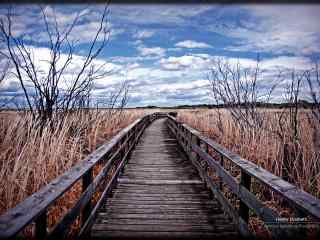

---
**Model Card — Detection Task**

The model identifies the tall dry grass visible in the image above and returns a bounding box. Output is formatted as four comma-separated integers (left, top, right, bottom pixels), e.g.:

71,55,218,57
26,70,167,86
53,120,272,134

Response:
178,108,320,198
178,108,320,236
0,109,146,231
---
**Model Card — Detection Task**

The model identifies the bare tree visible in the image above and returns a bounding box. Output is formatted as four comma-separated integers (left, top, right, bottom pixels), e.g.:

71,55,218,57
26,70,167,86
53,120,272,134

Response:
305,61,320,160
94,81,129,119
306,62,320,123
280,69,306,182
208,56,279,134
283,70,306,142
0,59,11,109
0,3,112,122
0,60,9,85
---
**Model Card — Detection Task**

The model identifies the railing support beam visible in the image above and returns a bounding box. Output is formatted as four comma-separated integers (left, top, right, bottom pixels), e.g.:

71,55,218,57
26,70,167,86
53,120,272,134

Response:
35,210,47,240
82,168,93,227
239,170,251,224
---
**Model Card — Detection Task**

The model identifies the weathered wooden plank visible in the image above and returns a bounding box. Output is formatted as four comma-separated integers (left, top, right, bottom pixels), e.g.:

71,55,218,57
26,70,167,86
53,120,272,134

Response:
114,188,210,195
105,204,220,211
101,208,224,215
115,183,207,188
112,194,210,200
113,191,209,196
120,177,201,182
170,116,320,220
97,218,231,225
106,199,219,205
114,185,207,191
115,185,209,193
123,171,198,176
91,231,238,239
92,223,236,232
122,174,199,178
124,167,196,171
122,172,198,176
118,179,203,185
127,161,190,165
108,198,215,203
97,213,227,220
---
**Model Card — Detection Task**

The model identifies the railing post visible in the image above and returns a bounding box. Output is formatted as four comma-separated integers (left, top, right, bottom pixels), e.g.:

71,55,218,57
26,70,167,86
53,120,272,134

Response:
200,141,209,189
82,168,93,227
239,170,251,224
191,134,204,181
35,210,47,240
134,125,138,144
186,131,191,159
177,124,181,143
183,127,187,149
219,154,224,190
181,126,185,148
120,136,128,173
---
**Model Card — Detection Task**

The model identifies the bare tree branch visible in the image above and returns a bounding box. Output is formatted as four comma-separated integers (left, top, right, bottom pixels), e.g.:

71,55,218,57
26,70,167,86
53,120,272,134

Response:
0,3,113,123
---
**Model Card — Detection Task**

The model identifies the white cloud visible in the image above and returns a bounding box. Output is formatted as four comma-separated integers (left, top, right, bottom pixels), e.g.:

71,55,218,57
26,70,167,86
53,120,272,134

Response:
159,55,213,71
2,45,125,95
0,5,125,45
110,5,214,26
216,5,320,55
137,46,166,57
261,56,312,70
133,30,155,39
175,40,212,49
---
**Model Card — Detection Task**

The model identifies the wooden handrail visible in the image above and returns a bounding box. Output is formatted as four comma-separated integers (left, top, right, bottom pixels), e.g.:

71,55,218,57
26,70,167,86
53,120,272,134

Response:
0,112,167,239
166,114,320,236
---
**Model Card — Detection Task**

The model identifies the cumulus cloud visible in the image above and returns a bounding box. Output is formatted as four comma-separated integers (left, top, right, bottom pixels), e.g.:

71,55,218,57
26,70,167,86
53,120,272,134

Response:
175,40,212,49
133,30,155,39
1,45,124,97
214,5,320,55
137,46,166,57
159,55,211,71
110,5,214,26
261,56,313,70
0,5,125,45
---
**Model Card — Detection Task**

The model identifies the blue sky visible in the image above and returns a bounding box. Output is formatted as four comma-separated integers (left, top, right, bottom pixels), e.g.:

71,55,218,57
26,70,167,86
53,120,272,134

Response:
0,4,320,107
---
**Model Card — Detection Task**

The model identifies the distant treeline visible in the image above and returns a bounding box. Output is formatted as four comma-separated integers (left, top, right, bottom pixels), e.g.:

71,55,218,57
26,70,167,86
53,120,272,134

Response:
135,100,318,109
1,100,318,111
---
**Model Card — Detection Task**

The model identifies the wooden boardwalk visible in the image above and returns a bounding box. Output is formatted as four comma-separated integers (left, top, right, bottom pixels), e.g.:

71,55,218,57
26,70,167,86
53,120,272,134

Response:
91,118,238,239
1,113,319,240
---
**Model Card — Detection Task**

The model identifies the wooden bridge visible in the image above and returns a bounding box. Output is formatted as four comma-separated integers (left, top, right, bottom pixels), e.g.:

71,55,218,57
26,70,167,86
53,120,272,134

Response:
0,112,320,239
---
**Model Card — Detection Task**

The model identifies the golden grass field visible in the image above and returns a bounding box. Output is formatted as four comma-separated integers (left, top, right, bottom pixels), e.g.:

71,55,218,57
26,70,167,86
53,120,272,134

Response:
0,108,319,237
177,108,320,198
0,109,149,236
177,108,320,236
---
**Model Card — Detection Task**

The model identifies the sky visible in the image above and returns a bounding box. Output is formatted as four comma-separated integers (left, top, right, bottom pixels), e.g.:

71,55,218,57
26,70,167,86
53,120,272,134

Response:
0,4,320,107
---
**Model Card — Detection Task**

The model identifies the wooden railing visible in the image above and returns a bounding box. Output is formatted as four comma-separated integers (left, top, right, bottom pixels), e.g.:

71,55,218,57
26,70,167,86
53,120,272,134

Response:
166,115,320,237
0,112,167,239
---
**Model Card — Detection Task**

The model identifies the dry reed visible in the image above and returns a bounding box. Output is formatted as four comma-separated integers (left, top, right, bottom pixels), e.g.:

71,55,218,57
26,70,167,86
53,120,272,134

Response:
0,109,147,236
177,108,320,237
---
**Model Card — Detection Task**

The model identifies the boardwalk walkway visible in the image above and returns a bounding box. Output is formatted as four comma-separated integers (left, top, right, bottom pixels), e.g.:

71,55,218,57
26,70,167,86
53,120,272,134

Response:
1,113,319,239
91,118,238,239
